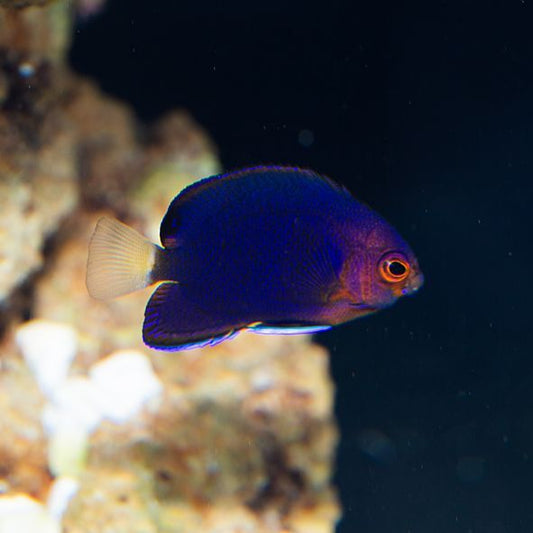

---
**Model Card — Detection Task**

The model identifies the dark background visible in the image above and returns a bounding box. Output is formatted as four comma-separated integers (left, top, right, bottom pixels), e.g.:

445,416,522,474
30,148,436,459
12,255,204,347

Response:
71,1,532,532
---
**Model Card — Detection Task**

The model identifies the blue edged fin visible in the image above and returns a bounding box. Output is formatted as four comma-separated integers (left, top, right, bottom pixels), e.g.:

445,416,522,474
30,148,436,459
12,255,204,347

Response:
169,329,240,351
247,322,332,335
142,282,240,350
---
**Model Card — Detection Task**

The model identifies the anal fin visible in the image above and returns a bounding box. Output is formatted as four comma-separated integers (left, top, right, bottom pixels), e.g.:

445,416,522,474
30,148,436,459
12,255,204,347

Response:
143,282,240,351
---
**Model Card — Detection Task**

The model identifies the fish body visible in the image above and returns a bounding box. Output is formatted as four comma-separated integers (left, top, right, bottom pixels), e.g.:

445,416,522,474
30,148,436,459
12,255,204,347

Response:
87,166,423,350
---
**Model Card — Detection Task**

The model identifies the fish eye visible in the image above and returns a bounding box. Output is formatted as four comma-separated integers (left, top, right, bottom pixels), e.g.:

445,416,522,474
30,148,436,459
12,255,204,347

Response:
379,254,410,283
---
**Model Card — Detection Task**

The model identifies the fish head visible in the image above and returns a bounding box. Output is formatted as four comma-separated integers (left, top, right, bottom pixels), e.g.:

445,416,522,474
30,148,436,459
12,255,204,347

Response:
340,221,424,314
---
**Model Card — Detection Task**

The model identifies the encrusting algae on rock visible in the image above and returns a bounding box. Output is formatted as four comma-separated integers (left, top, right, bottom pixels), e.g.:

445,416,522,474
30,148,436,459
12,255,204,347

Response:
3,317,339,532
0,0,342,531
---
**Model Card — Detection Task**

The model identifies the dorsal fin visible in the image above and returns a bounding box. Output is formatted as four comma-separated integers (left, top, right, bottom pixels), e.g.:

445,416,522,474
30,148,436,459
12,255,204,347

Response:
159,165,353,248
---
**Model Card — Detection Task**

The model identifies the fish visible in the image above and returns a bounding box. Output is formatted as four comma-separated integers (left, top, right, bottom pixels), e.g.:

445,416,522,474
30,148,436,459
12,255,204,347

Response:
86,166,424,350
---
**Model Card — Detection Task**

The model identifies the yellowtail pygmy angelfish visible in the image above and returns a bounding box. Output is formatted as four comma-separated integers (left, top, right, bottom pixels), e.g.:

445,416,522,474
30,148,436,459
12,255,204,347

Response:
86,166,424,350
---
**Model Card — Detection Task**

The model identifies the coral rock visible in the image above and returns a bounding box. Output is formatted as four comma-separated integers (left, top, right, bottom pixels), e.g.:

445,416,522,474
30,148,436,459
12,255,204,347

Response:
0,141,77,303
0,1,342,530
0,335,51,500
61,335,340,531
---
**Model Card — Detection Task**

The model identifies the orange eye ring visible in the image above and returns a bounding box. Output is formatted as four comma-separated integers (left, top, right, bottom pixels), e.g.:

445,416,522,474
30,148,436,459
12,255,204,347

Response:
379,254,410,283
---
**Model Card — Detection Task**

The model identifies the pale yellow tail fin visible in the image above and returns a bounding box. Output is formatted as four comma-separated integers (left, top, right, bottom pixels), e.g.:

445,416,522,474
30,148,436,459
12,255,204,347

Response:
86,217,157,300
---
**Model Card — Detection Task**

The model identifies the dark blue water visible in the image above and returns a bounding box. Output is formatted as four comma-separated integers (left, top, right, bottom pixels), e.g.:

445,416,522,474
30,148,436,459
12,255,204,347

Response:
71,1,533,531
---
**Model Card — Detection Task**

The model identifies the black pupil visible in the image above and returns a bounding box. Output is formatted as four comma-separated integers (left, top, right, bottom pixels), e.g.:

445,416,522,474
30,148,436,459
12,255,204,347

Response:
389,261,407,276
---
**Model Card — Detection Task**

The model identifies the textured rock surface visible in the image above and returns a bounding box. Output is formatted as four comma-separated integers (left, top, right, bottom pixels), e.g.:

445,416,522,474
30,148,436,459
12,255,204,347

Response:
0,0,341,531
0,161,77,303
0,13,137,303
61,335,339,532
0,334,51,500
0,2,71,63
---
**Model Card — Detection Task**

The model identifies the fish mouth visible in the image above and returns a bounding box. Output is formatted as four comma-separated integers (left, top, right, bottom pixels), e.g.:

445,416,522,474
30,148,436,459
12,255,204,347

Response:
403,271,425,295
412,271,425,291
